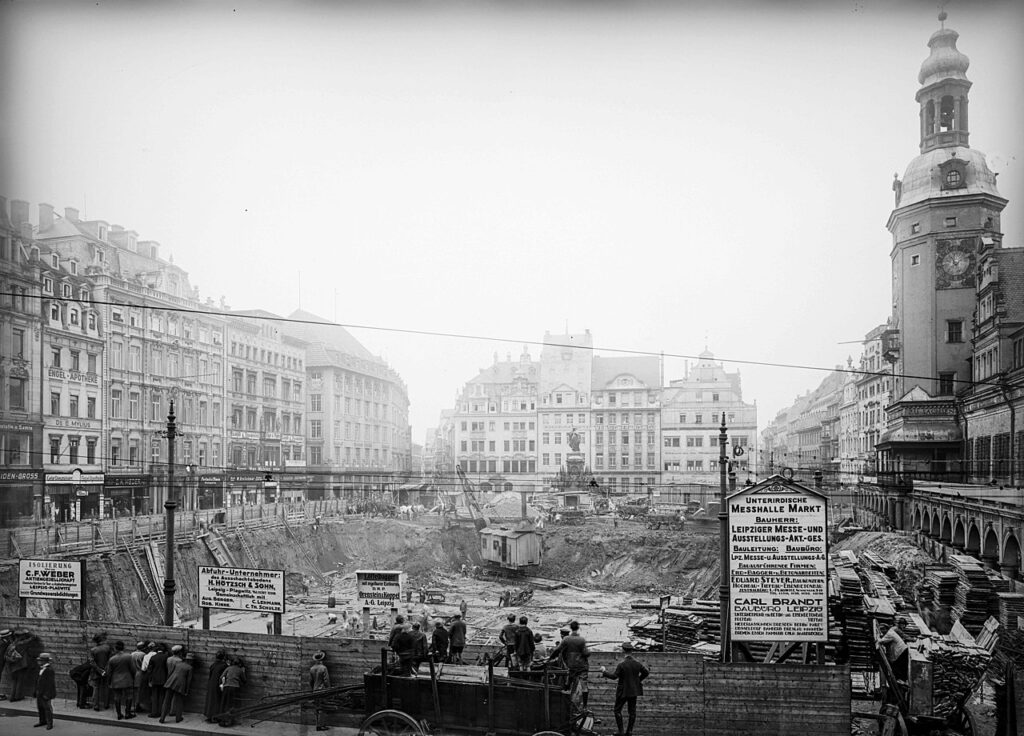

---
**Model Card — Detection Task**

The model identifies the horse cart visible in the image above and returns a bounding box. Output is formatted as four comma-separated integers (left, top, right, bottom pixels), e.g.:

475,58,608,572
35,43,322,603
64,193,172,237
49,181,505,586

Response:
359,652,577,736
219,650,584,736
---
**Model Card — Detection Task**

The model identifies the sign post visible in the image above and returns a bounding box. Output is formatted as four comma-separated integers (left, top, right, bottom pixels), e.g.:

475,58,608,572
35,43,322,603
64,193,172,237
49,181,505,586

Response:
728,476,829,648
197,565,286,634
355,570,403,625
18,558,86,619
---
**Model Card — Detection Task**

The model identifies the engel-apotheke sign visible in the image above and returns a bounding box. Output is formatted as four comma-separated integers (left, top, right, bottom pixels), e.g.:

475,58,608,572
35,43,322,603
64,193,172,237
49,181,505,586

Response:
356,570,403,609
198,566,285,614
19,559,83,601
727,476,828,643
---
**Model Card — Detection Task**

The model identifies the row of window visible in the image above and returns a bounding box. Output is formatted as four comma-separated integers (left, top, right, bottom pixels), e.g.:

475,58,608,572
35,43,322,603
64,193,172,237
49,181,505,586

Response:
48,391,98,418
47,435,98,465
49,347,99,374
593,453,657,470
313,370,394,402
460,438,536,453
664,435,748,448
232,369,303,400
461,459,537,474
229,340,303,371
48,303,97,331
230,406,299,433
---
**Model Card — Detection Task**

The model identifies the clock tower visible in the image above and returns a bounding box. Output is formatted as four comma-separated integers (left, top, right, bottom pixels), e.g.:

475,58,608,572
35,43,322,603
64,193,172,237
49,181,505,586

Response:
880,12,1007,478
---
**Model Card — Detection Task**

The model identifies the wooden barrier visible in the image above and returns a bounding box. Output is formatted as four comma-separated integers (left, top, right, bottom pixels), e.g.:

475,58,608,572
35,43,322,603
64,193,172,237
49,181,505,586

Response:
0,616,851,734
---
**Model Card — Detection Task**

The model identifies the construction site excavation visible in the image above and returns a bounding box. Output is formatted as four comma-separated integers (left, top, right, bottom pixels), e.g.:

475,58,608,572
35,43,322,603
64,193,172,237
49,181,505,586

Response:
3,480,1024,736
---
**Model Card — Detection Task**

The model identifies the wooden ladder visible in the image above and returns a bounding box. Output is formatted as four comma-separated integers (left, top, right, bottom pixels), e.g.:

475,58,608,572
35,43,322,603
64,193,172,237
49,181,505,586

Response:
236,529,259,568
102,555,128,621
123,539,163,615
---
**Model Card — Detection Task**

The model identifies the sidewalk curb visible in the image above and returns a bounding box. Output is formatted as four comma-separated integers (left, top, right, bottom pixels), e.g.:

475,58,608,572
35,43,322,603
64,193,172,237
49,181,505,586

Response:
1,705,219,734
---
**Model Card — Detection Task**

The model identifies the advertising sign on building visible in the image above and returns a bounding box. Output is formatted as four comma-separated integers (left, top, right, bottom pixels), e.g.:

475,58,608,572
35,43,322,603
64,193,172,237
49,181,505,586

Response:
356,570,403,608
728,477,828,642
198,566,285,614
19,559,84,600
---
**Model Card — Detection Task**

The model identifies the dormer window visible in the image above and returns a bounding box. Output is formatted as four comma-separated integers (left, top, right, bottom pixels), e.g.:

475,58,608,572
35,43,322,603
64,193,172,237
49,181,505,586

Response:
69,260,78,276
62,283,71,298
43,277,53,294
944,170,962,188
51,254,59,268
70,308,80,326
79,288,88,301
98,225,107,241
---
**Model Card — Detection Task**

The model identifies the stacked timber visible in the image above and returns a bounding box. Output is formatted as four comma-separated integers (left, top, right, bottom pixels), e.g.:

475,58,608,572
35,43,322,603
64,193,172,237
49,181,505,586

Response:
929,641,990,718
949,555,993,634
996,593,1024,631
627,613,663,645
923,569,959,608
662,608,709,651
832,566,873,669
664,600,720,644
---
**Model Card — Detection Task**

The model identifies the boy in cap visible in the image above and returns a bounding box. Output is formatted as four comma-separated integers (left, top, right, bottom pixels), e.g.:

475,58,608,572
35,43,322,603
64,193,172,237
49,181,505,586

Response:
600,642,650,736
34,652,56,729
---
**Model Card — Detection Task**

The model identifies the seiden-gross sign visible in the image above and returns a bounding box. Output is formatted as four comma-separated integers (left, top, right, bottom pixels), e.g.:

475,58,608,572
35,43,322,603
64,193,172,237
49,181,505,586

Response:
728,482,828,643
19,559,83,601
198,566,285,614
356,570,402,609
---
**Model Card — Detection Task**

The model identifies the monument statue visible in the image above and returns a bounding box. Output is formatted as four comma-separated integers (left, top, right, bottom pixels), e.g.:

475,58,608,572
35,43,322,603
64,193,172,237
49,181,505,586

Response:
567,428,581,452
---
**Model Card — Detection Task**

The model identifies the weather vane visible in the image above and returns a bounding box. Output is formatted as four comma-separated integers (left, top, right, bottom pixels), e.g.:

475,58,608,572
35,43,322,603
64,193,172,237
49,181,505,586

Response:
938,0,949,28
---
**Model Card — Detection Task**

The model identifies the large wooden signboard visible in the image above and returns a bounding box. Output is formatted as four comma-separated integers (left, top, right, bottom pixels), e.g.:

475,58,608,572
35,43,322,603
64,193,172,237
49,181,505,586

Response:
198,565,285,614
356,570,403,608
19,559,84,601
728,477,828,642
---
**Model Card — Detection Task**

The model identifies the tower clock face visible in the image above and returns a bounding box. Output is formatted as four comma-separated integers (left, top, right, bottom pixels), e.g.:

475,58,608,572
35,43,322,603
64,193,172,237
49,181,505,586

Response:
942,249,970,276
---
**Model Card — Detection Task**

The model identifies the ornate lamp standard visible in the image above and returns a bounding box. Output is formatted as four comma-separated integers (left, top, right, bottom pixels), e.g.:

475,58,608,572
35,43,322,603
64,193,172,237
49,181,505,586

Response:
161,401,177,627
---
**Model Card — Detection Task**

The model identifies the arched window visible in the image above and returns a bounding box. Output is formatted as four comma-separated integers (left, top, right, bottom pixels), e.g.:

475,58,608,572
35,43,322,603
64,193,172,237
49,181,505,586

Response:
925,100,936,135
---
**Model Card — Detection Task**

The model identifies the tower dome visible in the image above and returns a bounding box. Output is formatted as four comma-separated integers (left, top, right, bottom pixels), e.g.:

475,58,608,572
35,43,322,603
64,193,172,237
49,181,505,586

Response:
918,27,970,87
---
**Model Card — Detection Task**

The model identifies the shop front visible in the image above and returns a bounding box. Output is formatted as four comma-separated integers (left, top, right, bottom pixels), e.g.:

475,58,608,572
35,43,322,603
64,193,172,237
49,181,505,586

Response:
197,473,224,509
226,472,268,507
0,469,43,525
104,474,151,517
45,470,105,521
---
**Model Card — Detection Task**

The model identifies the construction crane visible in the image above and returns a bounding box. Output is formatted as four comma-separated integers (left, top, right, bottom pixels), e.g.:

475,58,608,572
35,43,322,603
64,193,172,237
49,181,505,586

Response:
455,464,490,531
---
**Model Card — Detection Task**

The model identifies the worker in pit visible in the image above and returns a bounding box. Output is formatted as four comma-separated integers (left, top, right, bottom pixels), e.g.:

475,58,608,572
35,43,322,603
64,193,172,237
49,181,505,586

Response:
500,614,519,668
879,617,910,681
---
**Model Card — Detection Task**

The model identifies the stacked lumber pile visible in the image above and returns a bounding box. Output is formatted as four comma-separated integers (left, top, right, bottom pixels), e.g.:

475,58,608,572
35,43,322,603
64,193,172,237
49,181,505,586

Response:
662,609,706,651
922,568,959,608
664,599,720,644
929,641,990,718
833,565,874,670
949,555,994,635
996,593,1024,631
627,613,663,649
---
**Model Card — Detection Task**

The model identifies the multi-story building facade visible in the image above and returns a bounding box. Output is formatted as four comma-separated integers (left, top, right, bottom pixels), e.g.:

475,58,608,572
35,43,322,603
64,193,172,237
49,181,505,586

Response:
661,350,757,486
590,355,661,493
855,324,893,476
285,310,412,499
838,367,861,484
32,204,229,514
225,311,307,503
538,331,593,481
451,349,539,493
37,243,105,521
0,199,44,525
878,17,1007,479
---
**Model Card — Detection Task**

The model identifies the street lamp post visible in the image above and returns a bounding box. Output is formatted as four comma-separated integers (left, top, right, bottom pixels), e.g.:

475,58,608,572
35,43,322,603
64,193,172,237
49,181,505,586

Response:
163,400,177,627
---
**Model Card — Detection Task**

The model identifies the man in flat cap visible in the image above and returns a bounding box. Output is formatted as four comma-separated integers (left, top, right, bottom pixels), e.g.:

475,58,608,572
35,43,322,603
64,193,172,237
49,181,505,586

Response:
600,641,650,736
34,652,56,729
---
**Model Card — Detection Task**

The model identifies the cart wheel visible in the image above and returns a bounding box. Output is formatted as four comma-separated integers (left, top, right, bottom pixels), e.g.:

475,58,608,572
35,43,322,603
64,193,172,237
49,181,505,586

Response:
531,732,564,736
358,709,425,736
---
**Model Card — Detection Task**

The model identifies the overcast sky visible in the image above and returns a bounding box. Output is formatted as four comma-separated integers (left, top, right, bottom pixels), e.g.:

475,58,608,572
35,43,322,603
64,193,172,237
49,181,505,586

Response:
3,0,1022,439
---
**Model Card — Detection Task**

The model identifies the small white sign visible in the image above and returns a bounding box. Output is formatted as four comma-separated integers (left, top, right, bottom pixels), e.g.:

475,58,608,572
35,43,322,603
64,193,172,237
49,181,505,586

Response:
356,570,403,608
19,559,83,600
728,478,828,643
198,566,285,614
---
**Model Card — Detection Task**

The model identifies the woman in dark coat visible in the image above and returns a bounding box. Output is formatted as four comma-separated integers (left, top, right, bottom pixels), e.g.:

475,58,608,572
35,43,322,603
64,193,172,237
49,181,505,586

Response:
218,656,247,727
204,650,229,723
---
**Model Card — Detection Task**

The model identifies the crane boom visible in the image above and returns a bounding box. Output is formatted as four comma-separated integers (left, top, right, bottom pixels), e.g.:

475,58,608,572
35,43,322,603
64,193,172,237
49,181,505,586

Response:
455,465,490,530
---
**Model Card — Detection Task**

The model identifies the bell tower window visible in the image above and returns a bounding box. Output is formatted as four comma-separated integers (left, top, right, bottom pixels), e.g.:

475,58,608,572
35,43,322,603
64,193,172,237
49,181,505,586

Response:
939,96,956,131
925,100,936,135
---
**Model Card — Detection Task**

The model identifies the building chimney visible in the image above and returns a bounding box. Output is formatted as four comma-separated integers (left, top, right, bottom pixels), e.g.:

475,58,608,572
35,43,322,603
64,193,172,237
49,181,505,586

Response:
0,197,7,226
20,223,34,241
64,206,79,222
39,203,54,232
11,199,29,226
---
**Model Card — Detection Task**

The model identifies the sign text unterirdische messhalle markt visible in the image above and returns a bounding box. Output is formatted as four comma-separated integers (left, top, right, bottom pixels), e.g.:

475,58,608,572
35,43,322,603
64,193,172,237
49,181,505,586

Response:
728,479,828,642
198,565,285,614
355,570,403,609
19,559,83,601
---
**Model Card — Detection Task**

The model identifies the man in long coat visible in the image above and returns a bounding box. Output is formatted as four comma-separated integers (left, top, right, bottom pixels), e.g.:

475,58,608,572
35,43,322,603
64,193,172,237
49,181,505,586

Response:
88,633,112,711
204,650,229,723
106,641,137,720
146,643,169,719
600,642,650,736
34,652,56,729
309,650,330,731
160,653,194,723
